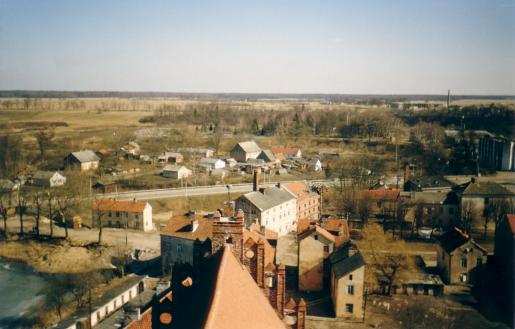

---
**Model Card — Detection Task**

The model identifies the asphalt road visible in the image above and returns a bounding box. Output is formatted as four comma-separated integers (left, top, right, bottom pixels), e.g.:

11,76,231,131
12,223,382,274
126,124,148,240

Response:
98,179,336,201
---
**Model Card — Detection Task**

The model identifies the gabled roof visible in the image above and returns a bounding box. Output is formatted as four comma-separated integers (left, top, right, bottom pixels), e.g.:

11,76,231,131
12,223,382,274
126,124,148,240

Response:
33,170,63,180
241,186,295,211
162,164,189,172
332,252,365,278
462,181,513,196
234,140,261,153
438,227,487,254
257,149,276,162
200,158,224,165
361,189,400,201
244,229,276,268
504,214,515,234
160,214,212,241
249,223,278,240
69,150,100,163
281,182,314,199
203,246,285,329
93,199,149,213
404,176,454,190
298,225,335,244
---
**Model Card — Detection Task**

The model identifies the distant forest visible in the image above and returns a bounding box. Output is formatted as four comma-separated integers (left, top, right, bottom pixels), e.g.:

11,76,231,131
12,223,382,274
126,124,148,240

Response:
0,90,514,102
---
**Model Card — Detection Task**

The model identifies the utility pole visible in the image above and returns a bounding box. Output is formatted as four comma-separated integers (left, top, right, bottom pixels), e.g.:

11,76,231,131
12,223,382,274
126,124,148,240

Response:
447,89,451,108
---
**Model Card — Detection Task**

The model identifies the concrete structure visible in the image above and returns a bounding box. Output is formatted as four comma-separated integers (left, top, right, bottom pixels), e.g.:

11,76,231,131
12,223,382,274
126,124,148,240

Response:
32,170,66,188
236,172,297,236
479,136,515,172
436,227,488,284
92,199,153,232
298,225,335,291
330,245,365,320
230,140,262,163
161,164,192,179
64,150,100,171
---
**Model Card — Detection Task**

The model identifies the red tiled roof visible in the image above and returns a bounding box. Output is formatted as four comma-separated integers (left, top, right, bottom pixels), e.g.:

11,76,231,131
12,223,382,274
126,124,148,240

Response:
160,214,213,241
298,225,336,244
361,189,400,201
249,223,278,240
93,199,148,213
507,214,515,234
297,218,315,234
203,246,286,329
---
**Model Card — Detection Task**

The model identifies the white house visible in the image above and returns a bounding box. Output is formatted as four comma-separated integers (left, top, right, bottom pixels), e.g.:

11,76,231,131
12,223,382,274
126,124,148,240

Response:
199,158,226,171
92,199,153,232
32,170,67,188
161,165,192,179
308,159,323,172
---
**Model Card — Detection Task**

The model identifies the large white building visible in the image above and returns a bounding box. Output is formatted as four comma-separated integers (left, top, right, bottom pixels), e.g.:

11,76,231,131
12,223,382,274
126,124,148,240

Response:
235,172,297,236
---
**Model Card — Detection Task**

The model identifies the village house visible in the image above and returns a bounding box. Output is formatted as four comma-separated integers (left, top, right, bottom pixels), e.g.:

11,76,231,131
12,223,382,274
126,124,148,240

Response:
92,199,153,232
160,212,213,275
403,191,460,229
436,227,488,284
161,164,192,179
230,140,262,163
116,141,141,159
361,189,400,220
282,182,320,222
32,170,66,188
457,178,514,228
64,150,100,171
199,157,225,171
236,172,297,236
298,225,336,291
92,179,117,194
330,244,366,320
307,158,322,172
403,176,455,192
257,149,278,165
158,151,183,164
271,146,302,159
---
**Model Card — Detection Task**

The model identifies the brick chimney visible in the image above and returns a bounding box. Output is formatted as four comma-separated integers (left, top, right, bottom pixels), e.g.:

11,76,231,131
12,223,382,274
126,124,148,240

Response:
256,239,265,287
276,263,286,317
297,299,306,329
253,170,260,192
223,201,235,217
403,163,410,183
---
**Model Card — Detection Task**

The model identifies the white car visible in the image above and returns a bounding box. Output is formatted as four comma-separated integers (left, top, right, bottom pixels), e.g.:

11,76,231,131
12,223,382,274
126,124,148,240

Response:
417,227,433,239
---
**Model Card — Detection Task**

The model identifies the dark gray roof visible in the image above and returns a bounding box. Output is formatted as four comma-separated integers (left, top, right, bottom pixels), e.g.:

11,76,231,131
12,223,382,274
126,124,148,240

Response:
332,252,365,278
242,186,295,211
235,140,261,153
33,170,63,180
404,176,454,191
70,150,100,163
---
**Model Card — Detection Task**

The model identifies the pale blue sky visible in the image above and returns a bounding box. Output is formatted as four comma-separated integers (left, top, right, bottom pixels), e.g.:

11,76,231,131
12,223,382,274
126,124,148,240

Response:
0,0,514,94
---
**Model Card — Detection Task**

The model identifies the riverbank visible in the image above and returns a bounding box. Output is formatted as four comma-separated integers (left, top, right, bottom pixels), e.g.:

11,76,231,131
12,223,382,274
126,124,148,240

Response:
0,238,114,274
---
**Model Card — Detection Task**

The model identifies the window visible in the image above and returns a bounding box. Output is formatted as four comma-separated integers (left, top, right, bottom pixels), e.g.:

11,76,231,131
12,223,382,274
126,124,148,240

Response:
347,285,354,295
323,245,329,253
108,211,112,217
461,258,467,268
177,244,183,253
116,211,120,217
477,257,482,266
345,304,354,313
349,274,353,281
314,235,318,241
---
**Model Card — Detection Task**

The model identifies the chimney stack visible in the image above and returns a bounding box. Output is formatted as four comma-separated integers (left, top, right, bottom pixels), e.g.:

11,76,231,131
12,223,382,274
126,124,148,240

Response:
297,299,306,329
276,264,286,317
256,239,265,287
403,163,410,183
253,170,260,192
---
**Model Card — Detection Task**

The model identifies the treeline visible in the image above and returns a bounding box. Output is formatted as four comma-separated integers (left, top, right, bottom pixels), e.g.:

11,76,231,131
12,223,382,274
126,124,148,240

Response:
399,104,515,138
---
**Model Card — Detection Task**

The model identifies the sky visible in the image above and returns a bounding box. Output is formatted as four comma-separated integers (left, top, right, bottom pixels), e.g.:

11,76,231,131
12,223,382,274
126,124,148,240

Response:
0,0,514,95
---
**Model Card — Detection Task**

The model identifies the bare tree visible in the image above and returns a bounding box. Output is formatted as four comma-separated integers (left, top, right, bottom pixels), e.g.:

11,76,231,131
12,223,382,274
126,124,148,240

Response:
34,129,55,162
56,195,74,239
44,276,70,320
0,193,10,237
356,193,372,224
16,189,28,236
47,191,55,237
483,198,510,240
93,199,105,245
33,192,44,237
461,200,479,234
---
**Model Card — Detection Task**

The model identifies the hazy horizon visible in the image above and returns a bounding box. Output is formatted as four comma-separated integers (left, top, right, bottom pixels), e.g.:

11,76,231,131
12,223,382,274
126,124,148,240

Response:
1,0,514,95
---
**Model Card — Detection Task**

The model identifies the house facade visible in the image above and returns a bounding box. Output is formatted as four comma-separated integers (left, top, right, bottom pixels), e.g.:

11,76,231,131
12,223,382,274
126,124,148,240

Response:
282,182,320,222
298,225,335,291
158,152,183,164
32,170,66,188
330,246,365,320
161,165,192,179
437,227,488,284
230,140,262,162
199,158,226,171
92,199,153,232
64,150,100,171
